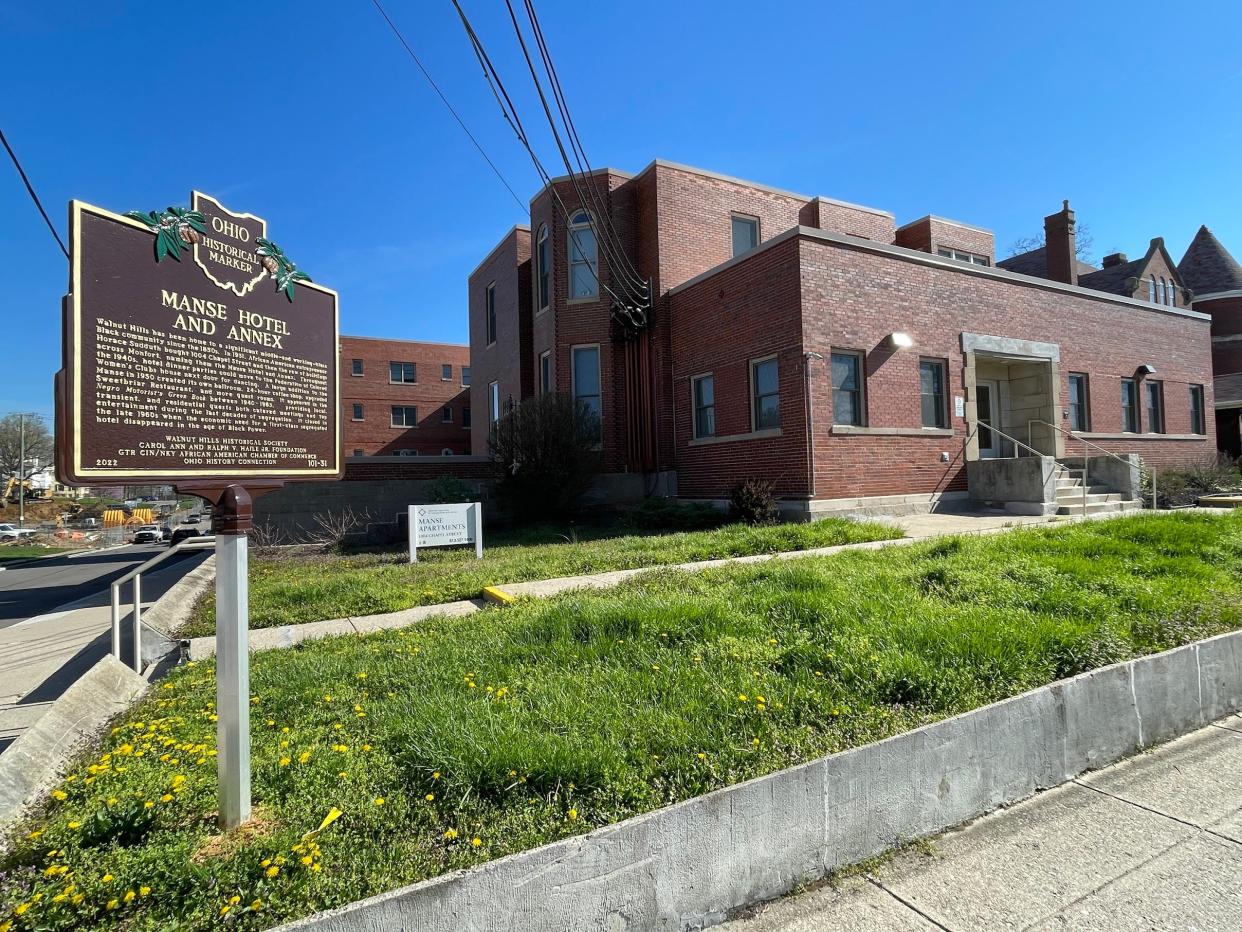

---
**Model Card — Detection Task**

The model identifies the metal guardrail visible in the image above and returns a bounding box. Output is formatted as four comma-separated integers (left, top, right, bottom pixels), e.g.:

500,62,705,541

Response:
110,536,215,670
1027,419,1155,511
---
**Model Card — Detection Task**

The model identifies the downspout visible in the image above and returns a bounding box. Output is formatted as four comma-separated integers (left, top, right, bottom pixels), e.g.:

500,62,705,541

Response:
804,352,824,504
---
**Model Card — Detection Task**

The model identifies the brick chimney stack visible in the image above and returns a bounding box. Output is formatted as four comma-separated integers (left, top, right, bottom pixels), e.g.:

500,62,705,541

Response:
1044,200,1078,286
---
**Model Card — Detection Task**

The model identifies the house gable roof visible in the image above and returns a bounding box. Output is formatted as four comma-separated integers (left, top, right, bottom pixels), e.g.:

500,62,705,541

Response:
996,245,1096,280
1178,225,1242,297
1075,237,1184,299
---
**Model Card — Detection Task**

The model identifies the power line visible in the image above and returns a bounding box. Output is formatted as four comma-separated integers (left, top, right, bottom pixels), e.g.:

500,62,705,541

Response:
0,126,69,260
451,0,634,311
501,0,647,301
521,0,645,291
369,0,526,212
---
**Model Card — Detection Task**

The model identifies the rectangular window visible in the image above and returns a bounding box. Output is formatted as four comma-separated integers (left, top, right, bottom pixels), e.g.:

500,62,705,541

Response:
751,356,780,431
351,403,364,421
731,214,760,258
488,381,500,425
461,366,471,387
1145,380,1165,434
441,406,453,423
1067,373,1090,432
692,374,716,438
936,247,990,266
352,448,364,457
1190,384,1206,435
351,358,364,377
1121,378,1139,432
568,219,598,299
539,350,552,394
919,359,948,429
441,363,453,381
485,282,497,345
572,345,602,442
462,406,471,428
390,405,418,428
536,227,550,311
389,361,416,384
831,351,865,426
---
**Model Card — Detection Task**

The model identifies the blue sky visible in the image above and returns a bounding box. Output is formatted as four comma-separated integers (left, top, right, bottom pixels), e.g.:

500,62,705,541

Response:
3,0,1241,421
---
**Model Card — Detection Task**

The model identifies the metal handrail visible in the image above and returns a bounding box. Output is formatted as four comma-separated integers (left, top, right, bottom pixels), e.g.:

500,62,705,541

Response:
966,420,1047,460
111,536,215,670
1027,419,1155,510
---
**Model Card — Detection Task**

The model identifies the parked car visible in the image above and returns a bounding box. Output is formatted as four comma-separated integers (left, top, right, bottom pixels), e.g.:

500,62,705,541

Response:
182,514,202,525
169,526,205,546
0,524,38,541
133,524,163,544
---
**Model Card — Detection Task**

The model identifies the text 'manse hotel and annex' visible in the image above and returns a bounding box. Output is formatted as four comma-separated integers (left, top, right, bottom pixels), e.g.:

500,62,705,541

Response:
466,158,1235,516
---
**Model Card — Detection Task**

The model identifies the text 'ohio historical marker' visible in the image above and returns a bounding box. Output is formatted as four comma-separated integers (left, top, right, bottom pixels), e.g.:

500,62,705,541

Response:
55,193,342,830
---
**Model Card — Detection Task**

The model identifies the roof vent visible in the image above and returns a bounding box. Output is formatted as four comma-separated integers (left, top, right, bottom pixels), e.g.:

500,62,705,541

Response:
1102,252,1127,268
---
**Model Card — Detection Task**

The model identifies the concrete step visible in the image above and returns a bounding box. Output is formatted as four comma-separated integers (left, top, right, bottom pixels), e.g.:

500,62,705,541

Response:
1056,501,1127,516
1055,492,1123,506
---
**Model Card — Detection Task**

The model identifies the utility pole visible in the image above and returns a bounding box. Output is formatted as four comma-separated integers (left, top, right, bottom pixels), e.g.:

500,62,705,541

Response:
13,412,45,529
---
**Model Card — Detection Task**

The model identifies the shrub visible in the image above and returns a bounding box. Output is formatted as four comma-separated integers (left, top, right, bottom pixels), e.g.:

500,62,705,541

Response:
728,478,779,526
624,496,723,531
1144,454,1242,508
489,392,602,519
424,474,476,505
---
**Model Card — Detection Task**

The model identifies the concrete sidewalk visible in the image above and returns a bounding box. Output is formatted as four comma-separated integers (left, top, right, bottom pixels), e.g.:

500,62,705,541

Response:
721,717,1242,932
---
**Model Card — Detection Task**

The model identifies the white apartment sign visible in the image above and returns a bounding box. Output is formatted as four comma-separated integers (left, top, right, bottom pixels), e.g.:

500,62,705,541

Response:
409,502,483,563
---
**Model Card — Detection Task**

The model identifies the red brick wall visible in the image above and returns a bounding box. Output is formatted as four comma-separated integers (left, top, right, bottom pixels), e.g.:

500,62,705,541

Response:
1133,250,1185,308
1201,296,1242,388
469,227,531,457
895,217,994,264
802,197,896,243
797,237,1216,495
668,236,810,499
339,336,471,456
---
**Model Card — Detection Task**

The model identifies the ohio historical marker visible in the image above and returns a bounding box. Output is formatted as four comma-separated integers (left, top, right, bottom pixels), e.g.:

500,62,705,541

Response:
56,195,341,484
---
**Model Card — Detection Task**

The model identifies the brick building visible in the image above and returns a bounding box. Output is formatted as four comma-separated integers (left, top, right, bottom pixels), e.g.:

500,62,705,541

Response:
1177,226,1242,458
339,335,472,457
469,160,1217,516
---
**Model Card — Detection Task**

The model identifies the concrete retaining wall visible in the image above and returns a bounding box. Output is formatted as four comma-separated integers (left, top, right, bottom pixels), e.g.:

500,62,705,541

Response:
0,655,148,847
274,628,1242,932
967,455,1057,514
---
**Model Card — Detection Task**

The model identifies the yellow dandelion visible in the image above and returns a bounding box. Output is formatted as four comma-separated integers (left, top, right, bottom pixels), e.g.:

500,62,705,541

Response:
568,808,578,821
265,865,279,878
298,751,311,764
432,771,441,780
220,904,231,916
356,672,367,679
443,828,458,840
123,890,135,904
374,797,386,806
696,752,707,760
279,757,291,767
471,837,482,847
425,793,435,802
140,886,151,896
251,899,263,911
102,873,114,883
107,899,119,910
229,895,241,905
51,789,67,801
160,794,174,803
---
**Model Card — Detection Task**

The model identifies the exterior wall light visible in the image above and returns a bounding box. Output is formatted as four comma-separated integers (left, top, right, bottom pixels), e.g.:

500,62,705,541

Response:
887,332,914,350
1136,363,1157,376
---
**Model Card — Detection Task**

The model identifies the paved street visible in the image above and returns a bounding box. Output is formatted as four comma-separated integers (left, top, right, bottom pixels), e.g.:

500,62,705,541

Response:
0,544,208,752
721,718,1242,932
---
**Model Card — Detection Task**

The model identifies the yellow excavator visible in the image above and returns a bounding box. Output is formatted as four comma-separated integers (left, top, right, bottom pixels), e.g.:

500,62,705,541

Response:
3,477,44,504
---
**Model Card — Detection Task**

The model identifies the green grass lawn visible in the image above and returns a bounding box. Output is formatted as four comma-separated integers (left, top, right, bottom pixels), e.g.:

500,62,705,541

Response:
4,512,1240,931
0,545,60,563
182,517,903,636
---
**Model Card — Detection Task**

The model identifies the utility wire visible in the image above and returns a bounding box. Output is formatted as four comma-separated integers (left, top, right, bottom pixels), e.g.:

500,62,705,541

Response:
451,0,632,310
521,0,645,291
369,0,527,212
502,0,647,299
0,126,69,260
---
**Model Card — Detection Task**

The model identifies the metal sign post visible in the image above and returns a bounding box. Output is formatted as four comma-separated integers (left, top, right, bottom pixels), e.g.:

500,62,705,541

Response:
213,485,252,829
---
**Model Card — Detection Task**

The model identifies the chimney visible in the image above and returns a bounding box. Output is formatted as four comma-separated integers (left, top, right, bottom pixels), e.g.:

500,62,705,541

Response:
1043,200,1078,286
1102,252,1127,268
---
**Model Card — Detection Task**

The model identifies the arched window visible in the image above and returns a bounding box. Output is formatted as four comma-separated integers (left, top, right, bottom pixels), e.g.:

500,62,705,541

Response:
1148,274,1157,303
535,224,550,311
1159,277,1167,305
567,210,598,300
1167,281,1176,306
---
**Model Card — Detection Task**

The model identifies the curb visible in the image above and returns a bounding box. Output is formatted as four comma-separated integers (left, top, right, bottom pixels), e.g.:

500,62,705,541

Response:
272,628,1242,932
0,655,148,847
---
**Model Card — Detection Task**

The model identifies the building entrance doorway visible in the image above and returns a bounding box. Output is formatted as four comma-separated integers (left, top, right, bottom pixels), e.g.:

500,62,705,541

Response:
977,379,1002,458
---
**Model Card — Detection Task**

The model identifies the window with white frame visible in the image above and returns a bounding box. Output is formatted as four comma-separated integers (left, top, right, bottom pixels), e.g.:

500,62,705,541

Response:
1121,378,1139,432
536,224,550,311
731,214,759,258
567,211,598,299
539,350,552,394
488,381,500,425
462,366,471,386
936,248,990,266
751,356,780,431
351,358,364,376
389,361,416,384
441,363,453,381
1148,274,1157,303
351,403,364,421
441,406,453,423
692,374,715,438
1145,380,1165,433
391,405,418,428
831,351,865,426
919,359,948,429
572,345,602,442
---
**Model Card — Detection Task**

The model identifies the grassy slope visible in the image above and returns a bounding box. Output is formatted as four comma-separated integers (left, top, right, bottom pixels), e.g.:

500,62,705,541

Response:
183,518,903,636
4,512,1240,931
